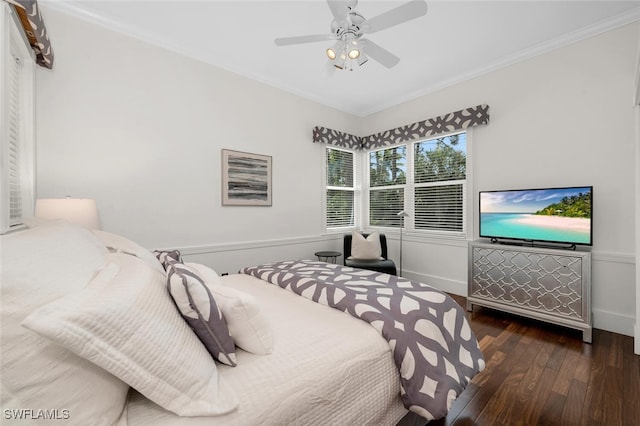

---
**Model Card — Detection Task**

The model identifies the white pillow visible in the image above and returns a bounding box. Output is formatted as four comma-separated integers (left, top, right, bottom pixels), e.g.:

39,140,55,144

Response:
188,264,273,355
350,231,383,260
1,222,129,426
186,262,222,286
92,229,164,273
22,253,238,417
213,280,274,355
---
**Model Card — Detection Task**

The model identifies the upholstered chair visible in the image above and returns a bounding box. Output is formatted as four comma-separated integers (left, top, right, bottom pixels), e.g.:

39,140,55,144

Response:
343,232,397,276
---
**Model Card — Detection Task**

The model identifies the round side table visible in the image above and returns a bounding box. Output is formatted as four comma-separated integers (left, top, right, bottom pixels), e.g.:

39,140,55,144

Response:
314,251,342,264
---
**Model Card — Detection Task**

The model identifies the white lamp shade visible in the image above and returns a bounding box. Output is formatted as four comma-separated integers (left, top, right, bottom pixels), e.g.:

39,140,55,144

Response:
35,198,100,230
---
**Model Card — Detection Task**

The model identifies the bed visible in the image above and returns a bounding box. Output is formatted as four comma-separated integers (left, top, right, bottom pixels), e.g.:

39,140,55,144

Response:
0,221,484,425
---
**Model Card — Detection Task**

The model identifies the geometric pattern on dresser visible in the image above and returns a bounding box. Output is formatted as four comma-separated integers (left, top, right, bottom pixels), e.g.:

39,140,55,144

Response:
471,247,584,320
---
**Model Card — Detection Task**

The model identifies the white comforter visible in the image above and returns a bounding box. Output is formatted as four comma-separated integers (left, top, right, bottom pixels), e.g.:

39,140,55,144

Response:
125,274,407,426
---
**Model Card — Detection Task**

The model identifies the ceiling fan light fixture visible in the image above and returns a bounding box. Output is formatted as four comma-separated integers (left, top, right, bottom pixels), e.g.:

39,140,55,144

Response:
357,52,368,66
275,0,428,72
334,52,347,69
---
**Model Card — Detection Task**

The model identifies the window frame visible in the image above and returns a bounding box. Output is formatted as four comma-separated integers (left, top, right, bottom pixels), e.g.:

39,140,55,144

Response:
322,145,359,232
365,129,471,240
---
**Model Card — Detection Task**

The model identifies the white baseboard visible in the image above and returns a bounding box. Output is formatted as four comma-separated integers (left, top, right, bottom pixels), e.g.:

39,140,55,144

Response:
635,325,640,355
591,309,635,337
401,269,467,296
403,268,636,338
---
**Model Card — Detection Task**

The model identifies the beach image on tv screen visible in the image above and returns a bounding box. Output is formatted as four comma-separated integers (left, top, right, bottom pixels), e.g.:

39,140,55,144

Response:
480,187,592,244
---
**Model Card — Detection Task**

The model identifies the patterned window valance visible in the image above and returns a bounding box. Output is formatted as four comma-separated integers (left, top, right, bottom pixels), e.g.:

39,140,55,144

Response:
313,104,489,150
4,0,53,69
312,126,362,150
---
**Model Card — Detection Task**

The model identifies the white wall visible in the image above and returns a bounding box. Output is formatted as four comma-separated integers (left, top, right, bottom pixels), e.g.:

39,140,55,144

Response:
36,8,637,336
636,102,640,352
636,104,640,352
36,8,353,273
635,37,640,354
362,22,639,336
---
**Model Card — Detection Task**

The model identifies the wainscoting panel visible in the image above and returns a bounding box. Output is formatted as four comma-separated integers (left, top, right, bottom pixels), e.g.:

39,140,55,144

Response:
165,234,344,277
164,235,636,337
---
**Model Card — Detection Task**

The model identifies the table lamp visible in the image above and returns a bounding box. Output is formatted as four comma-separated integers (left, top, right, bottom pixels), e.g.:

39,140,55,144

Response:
34,197,100,229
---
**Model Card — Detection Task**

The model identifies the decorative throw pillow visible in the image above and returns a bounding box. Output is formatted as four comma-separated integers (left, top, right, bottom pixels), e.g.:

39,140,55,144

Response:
350,231,383,260
211,281,274,355
186,263,273,355
166,260,237,366
185,262,222,287
153,249,183,270
22,253,238,417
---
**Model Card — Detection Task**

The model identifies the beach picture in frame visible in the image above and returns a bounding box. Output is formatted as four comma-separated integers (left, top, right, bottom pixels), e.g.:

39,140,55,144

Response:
221,149,272,206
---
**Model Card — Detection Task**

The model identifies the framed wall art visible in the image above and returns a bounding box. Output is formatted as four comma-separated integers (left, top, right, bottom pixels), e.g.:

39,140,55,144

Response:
221,149,272,206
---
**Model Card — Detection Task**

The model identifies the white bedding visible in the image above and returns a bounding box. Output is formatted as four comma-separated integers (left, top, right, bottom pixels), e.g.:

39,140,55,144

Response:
126,273,408,426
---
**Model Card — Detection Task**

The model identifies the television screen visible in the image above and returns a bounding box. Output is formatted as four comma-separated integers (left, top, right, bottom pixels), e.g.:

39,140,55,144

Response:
479,186,592,246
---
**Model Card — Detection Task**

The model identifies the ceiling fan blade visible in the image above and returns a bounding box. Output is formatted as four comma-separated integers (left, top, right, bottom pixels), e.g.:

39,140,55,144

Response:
327,0,350,27
275,34,334,46
362,39,400,68
361,0,428,34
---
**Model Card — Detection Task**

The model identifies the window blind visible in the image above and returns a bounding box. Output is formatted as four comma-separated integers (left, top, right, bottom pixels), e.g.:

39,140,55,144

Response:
412,133,466,232
326,148,355,228
369,188,404,227
1,3,35,234
326,148,353,187
8,52,22,225
326,189,354,228
414,184,464,231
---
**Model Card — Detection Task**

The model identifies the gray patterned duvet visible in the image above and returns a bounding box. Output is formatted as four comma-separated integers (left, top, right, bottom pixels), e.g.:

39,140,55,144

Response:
240,260,485,420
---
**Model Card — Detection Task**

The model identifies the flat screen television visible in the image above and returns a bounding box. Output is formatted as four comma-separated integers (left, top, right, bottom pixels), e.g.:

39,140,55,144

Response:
479,186,593,247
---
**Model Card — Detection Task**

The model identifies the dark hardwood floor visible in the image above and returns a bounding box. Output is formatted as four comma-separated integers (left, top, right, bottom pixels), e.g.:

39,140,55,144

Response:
430,295,640,426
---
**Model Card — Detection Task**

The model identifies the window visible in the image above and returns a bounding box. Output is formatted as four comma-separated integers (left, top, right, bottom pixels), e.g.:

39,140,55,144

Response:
367,131,467,235
1,4,35,234
369,145,406,227
325,147,355,229
414,133,466,231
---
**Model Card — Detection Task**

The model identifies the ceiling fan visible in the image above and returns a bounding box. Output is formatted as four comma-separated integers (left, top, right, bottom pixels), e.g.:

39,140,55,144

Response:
274,0,428,71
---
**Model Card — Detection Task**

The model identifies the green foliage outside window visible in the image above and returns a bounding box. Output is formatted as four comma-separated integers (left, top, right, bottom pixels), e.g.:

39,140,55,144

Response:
368,133,467,231
327,149,353,187
369,146,406,227
414,134,466,183
370,146,406,187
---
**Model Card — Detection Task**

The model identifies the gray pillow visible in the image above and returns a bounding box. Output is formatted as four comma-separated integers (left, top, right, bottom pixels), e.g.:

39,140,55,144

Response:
154,250,183,270
165,260,237,366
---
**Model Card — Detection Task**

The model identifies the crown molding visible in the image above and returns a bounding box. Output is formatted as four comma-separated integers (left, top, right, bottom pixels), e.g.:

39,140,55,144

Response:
41,2,640,118
360,6,640,117
40,1,360,115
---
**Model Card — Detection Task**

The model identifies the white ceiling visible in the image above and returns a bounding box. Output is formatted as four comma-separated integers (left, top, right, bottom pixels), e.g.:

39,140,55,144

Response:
42,0,640,117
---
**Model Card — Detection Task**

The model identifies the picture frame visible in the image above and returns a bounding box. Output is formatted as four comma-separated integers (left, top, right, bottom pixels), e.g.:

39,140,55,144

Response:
221,149,272,206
